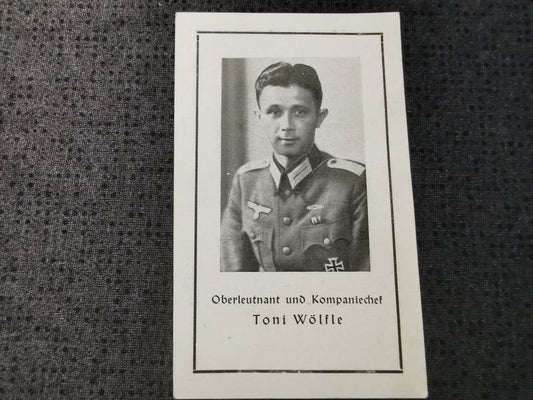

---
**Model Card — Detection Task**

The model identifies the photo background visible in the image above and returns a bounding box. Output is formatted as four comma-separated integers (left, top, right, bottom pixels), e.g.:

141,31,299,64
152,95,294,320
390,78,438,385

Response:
221,58,364,210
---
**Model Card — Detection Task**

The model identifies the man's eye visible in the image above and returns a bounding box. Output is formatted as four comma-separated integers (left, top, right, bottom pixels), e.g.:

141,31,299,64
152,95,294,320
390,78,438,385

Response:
267,108,282,117
294,108,308,117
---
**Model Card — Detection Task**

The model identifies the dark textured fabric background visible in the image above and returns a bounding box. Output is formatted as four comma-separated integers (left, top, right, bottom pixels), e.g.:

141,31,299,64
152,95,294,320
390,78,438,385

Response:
0,1,531,399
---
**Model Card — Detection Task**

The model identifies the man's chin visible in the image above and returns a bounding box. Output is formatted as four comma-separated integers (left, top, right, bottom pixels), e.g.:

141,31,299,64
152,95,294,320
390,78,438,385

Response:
275,145,305,157
275,151,302,160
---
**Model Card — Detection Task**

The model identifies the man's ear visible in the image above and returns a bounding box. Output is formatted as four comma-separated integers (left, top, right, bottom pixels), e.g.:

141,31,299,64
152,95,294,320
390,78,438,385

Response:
316,108,329,128
253,108,261,121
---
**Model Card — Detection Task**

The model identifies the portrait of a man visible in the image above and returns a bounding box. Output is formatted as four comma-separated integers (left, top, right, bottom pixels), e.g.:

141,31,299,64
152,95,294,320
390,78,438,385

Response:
220,61,370,272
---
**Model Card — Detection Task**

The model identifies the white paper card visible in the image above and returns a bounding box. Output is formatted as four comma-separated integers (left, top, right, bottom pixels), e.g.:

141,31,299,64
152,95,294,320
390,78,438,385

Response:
174,12,427,399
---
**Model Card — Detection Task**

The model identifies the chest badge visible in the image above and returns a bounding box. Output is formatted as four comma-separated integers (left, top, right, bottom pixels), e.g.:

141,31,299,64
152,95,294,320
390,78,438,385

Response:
307,204,324,225
310,215,322,225
325,257,345,272
247,201,272,220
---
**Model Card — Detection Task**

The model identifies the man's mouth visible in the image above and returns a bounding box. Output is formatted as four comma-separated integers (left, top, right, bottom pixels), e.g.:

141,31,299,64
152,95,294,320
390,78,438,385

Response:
279,138,297,142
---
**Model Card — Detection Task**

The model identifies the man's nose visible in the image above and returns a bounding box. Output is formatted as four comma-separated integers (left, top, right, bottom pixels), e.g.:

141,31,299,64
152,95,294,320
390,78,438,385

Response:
280,112,294,132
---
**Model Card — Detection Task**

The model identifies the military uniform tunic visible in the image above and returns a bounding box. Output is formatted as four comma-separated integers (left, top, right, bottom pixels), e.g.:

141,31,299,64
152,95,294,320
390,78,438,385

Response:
221,146,369,272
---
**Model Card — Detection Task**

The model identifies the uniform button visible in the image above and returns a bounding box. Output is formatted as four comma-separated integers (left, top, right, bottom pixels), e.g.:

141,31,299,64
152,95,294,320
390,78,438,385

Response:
323,237,331,246
250,232,256,239
282,217,292,225
282,246,291,255
284,189,291,197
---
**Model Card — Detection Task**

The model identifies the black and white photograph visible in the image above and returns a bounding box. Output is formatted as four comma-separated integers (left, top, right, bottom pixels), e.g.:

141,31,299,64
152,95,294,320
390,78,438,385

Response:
220,58,369,272
174,12,426,399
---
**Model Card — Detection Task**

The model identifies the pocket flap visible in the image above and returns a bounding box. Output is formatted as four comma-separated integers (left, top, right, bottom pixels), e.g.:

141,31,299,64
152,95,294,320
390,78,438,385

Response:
242,225,275,271
243,225,273,244
301,218,352,252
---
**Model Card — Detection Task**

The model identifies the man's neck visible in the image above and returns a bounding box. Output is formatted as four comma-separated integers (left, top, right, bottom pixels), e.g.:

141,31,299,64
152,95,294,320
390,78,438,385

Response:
273,151,308,171
273,154,291,170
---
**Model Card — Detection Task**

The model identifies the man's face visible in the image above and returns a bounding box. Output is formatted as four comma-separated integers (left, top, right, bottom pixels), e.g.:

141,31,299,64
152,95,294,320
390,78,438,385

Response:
257,85,328,162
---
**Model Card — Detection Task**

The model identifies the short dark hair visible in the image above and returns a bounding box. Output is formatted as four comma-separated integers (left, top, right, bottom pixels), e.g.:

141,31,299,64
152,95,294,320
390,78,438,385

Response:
255,62,323,110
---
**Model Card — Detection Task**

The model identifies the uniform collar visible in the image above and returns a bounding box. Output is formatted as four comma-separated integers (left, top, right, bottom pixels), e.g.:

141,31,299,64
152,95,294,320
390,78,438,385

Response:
269,145,324,189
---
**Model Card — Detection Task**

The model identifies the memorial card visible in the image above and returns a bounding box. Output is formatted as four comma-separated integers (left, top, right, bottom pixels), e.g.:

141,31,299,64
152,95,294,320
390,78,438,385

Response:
174,12,427,398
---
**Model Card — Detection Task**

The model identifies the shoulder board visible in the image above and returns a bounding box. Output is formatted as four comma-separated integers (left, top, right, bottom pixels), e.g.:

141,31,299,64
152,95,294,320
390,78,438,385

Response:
326,158,365,176
237,159,270,175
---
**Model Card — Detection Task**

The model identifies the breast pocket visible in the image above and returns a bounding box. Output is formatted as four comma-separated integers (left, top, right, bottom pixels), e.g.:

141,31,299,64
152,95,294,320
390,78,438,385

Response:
300,218,353,271
242,224,275,272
